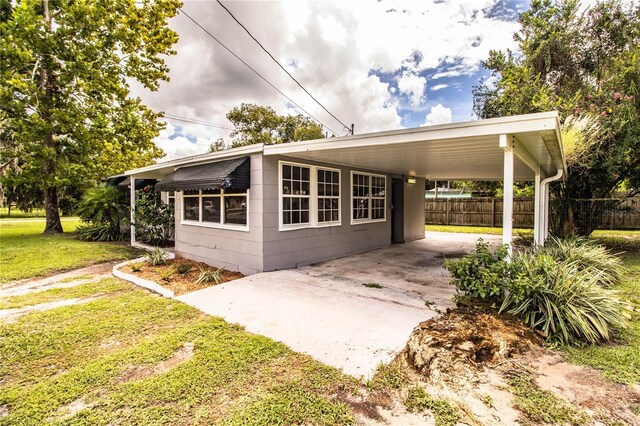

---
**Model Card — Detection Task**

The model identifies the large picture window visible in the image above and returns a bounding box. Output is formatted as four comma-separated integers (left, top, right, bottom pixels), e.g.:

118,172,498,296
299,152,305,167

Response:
351,172,386,224
182,188,248,229
279,162,341,230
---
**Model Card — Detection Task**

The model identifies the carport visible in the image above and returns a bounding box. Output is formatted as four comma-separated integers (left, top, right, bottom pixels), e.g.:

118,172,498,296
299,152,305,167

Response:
264,111,567,252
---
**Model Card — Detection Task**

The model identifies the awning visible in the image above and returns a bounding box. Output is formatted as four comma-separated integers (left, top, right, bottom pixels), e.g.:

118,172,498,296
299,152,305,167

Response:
105,175,156,190
155,157,250,192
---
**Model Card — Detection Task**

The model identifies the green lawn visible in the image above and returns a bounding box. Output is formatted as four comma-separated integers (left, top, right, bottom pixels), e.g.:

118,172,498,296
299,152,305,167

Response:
0,279,358,425
0,219,141,283
0,207,47,219
562,236,640,384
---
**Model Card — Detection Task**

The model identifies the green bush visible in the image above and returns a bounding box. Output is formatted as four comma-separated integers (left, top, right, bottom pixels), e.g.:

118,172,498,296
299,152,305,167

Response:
76,223,127,242
539,236,625,287
75,186,128,241
134,187,174,247
196,266,222,285
446,238,634,345
443,239,514,303
500,253,633,344
146,248,168,266
175,264,192,274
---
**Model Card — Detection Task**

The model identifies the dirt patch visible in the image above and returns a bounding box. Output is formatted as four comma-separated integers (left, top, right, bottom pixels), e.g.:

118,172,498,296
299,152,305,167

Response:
125,258,243,296
404,309,542,386
0,296,103,323
528,352,640,424
53,397,93,421
0,404,8,418
118,342,195,383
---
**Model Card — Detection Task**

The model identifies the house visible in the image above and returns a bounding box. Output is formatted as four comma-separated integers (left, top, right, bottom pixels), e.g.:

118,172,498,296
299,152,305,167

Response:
122,112,566,274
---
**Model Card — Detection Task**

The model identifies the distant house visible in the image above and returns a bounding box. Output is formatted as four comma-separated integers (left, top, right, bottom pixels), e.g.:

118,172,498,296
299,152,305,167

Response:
121,112,566,274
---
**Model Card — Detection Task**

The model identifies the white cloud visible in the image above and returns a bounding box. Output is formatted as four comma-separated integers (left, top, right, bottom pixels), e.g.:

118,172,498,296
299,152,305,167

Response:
423,104,453,126
397,71,426,108
430,83,449,92
127,1,522,157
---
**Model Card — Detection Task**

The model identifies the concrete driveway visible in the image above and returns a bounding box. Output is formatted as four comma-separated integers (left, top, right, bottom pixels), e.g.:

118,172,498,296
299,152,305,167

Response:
177,231,500,377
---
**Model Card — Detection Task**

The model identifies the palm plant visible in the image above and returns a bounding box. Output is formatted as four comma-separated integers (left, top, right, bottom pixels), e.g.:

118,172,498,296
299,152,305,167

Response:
75,186,128,241
500,253,632,344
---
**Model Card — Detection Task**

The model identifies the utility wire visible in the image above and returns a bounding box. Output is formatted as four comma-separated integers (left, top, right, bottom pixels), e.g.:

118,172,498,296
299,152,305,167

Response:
216,0,352,135
162,114,235,130
178,7,338,136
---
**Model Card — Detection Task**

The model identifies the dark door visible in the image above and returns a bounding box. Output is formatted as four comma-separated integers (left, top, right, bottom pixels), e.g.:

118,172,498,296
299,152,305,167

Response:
391,178,404,243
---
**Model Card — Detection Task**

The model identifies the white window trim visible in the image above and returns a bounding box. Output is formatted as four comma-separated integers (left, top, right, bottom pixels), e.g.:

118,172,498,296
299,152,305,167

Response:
350,171,387,225
278,160,342,231
180,188,250,232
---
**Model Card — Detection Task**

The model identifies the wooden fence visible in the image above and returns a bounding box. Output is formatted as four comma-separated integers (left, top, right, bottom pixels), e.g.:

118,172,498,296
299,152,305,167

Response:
425,197,640,230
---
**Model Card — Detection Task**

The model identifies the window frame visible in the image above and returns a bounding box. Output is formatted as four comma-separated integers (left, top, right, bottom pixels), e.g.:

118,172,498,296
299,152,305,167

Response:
350,171,387,225
180,188,249,231
278,160,342,231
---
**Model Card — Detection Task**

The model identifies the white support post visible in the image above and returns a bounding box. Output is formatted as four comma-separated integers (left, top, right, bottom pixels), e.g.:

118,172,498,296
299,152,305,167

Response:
130,177,136,245
543,183,550,241
533,173,542,246
500,134,514,257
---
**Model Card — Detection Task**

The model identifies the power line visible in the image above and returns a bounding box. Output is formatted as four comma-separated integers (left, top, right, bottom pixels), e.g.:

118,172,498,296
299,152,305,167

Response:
216,0,352,135
162,114,235,130
178,7,339,136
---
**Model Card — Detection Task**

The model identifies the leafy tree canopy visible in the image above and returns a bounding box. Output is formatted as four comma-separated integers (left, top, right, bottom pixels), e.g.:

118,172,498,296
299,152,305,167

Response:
473,0,640,235
0,0,181,232
226,103,325,148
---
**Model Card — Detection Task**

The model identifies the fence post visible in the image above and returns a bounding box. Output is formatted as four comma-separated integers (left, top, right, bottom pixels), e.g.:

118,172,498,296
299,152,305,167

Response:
491,198,495,227
446,199,450,225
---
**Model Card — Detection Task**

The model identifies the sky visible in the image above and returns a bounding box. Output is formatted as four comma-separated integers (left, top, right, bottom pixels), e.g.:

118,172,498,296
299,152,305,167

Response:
130,0,534,160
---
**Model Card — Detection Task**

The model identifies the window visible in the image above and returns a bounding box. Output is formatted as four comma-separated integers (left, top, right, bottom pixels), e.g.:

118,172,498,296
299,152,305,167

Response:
279,162,341,230
317,169,340,223
351,172,386,223
181,189,248,228
282,164,311,225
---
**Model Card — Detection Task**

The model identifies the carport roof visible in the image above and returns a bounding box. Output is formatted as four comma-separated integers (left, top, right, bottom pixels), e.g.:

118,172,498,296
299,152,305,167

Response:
125,111,565,182
264,111,565,181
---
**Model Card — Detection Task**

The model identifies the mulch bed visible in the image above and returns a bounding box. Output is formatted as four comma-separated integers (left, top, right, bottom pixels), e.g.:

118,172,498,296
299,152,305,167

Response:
125,257,244,296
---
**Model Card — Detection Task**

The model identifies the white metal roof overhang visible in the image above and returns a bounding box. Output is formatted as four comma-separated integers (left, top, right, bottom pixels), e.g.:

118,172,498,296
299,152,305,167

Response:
263,112,566,181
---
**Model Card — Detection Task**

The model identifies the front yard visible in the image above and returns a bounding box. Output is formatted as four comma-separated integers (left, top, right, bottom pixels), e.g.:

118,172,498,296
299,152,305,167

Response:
1,221,638,425
0,278,357,425
0,219,140,283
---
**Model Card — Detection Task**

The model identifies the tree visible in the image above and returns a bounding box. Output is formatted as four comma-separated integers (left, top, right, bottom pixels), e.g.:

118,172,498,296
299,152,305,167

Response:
0,0,180,233
208,138,227,153
226,103,324,148
473,0,640,235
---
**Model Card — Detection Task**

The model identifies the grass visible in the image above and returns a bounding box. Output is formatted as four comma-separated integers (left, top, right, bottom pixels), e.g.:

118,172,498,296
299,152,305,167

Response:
0,278,358,425
0,219,141,283
404,386,460,426
561,235,640,384
0,279,123,310
0,207,47,219
508,374,589,425
362,282,383,289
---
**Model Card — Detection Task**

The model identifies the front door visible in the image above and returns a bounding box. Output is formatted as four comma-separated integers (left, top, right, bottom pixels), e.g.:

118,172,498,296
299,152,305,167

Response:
391,178,404,243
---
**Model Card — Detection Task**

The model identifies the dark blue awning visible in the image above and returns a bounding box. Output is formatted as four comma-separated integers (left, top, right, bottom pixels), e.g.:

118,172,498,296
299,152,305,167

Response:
154,157,250,192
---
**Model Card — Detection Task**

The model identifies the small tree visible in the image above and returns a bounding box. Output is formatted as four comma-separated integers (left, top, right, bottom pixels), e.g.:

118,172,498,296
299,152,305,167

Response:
134,187,174,247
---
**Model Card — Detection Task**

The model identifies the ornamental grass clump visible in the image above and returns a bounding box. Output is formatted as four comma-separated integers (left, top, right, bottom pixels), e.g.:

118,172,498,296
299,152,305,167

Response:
196,266,223,285
146,248,168,266
539,236,625,288
445,238,634,345
499,253,633,344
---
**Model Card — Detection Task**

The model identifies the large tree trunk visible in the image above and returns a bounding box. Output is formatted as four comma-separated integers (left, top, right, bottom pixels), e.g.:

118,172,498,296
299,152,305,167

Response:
43,186,63,234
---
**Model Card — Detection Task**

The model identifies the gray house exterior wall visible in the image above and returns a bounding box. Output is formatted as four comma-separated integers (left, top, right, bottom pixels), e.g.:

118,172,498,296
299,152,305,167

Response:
173,153,264,275
172,153,422,274
261,155,391,271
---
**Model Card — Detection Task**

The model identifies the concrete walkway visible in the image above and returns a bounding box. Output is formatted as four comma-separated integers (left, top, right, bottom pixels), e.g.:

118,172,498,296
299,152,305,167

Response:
178,231,500,377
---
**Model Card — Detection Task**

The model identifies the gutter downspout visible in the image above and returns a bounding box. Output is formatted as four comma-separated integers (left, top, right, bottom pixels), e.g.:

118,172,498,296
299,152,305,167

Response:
538,169,563,245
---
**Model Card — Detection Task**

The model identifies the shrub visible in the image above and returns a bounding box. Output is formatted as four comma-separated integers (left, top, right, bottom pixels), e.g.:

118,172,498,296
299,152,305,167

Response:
76,223,127,242
129,262,144,272
196,266,222,285
159,269,174,282
443,239,514,303
146,248,168,266
75,187,128,241
134,187,174,247
175,263,192,274
539,236,624,287
500,252,633,344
